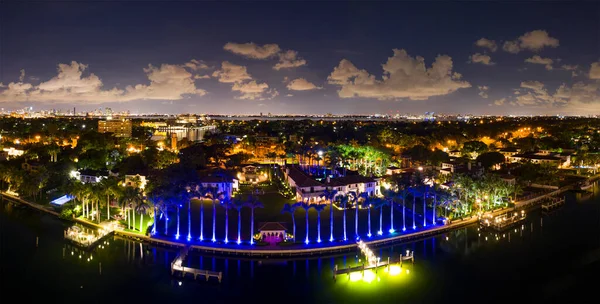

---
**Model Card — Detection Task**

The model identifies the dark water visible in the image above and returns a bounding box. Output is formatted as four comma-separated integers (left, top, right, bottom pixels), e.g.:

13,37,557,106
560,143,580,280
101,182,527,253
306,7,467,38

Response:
1,183,600,304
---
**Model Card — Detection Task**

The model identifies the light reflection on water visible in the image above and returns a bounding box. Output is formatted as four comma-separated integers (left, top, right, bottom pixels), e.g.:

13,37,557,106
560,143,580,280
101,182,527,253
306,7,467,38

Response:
1,182,599,303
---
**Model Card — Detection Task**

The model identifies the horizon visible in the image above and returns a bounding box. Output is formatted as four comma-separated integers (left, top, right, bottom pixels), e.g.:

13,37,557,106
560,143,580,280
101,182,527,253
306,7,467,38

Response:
1,1,599,115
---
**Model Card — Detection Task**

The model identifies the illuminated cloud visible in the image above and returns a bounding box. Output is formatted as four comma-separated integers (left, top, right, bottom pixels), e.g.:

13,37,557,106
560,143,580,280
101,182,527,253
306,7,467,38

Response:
493,98,506,106
19,69,25,82
503,30,559,53
501,80,600,111
589,62,600,79
273,50,307,70
469,53,494,65
525,55,554,70
184,59,211,71
286,78,321,91
328,49,470,100
0,61,206,103
475,38,497,52
478,86,489,98
212,61,252,83
223,42,281,59
213,61,275,100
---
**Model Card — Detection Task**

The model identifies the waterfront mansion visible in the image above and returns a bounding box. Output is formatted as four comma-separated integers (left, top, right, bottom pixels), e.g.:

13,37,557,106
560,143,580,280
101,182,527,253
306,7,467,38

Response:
284,165,381,203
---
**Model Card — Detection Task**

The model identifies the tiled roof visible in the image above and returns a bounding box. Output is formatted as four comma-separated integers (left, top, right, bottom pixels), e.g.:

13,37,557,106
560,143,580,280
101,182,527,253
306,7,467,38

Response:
286,166,324,187
326,175,375,187
512,154,561,161
258,222,287,231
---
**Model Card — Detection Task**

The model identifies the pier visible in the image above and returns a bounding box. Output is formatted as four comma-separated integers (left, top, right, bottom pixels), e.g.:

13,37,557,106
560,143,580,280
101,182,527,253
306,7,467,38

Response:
541,196,565,211
171,247,223,282
333,240,414,280
480,210,526,231
64,225,113,249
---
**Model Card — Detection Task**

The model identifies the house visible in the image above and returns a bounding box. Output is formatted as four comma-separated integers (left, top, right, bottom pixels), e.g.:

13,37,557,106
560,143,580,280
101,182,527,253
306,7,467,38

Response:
284,165,380,203
125,174,148,189
510,153,563,167
386,166,402,175
21,161,42,172
448,150,462,158
238,165,268,183
498,148,521,162
499,174,517,185
77,169,109,183
258,222,288,243
198,172,239,198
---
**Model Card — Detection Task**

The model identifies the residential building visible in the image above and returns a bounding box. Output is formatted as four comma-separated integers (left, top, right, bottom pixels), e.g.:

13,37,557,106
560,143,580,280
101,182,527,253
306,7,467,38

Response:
98,119,132,138
284,166,380,203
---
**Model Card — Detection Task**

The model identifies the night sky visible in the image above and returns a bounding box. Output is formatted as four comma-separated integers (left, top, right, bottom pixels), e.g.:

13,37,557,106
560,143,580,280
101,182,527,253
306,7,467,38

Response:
1,1,599,115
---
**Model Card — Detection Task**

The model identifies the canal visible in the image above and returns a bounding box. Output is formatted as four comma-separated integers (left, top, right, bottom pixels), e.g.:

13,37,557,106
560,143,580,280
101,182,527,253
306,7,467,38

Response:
1,183,599,303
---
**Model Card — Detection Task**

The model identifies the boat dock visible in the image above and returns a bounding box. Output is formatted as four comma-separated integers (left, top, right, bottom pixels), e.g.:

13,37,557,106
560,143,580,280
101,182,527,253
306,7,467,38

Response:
541,196,565,211
333,240,414,280
171,247,223,282
480,210,526,231
64,225,113,249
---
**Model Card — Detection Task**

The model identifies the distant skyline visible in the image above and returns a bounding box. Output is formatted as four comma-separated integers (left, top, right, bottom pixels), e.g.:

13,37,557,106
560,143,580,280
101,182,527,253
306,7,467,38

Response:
1,1,599,115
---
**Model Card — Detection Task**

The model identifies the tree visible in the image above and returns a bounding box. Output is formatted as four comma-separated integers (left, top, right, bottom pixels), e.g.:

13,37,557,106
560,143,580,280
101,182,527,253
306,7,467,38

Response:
476,152,505,169
372,197,388,236
336,194,350,241
136,201,151,234
309,203,325,243
231,195,245,244
244,194,263,245
281,203,300,242
300,202,312,244
321,188,338,242
461,141,488,159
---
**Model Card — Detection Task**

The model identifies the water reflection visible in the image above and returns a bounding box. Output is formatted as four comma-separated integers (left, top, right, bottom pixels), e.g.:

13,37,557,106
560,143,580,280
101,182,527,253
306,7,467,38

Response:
2,182,600,302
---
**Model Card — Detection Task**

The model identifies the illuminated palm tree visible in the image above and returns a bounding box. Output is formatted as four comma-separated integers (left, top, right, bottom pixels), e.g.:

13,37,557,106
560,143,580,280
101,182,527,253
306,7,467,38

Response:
281,202,300,242
203,187,221,242
232,195,245,244
136,201,151,234
222,196,231,243
321,188,338,242
336,194,350,241
382,189,397,233
245,194,263,245
347,191,361,239
300,202,312,244
312,203,326,243
373,197,388,236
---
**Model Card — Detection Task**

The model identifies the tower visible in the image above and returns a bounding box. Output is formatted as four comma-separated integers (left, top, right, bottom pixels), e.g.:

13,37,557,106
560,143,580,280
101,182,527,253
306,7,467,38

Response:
171,133,178,151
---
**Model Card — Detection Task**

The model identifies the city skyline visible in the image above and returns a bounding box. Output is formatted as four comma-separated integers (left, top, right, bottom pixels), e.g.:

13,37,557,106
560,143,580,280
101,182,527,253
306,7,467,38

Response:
1,2,599,115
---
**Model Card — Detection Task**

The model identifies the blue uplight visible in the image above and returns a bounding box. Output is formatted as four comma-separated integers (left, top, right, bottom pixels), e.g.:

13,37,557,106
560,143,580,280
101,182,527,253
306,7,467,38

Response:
367,233,372,237
329,237,334,242
305,239,309,244
377,231,383,236
175,234,180,240
412,225,416,230
389,228,395,233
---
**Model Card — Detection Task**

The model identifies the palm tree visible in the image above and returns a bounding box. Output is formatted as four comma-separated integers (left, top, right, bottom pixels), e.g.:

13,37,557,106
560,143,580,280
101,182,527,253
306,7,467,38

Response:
412,193,417,230
423,186,429,227
244,195,263,245
382,189,397,233
281,203,300,242
321,188,338,242
300,202,312,244
336,194,350,241
203,187,221,242
121,186,143,231
312,203,326,243
147,193,161,235
347,191,361,239
222,195,232,243
373,197,388,236
136,201,151,234
99,176,120,222
185,188,193,241
232,195,245,244
361,196,376,237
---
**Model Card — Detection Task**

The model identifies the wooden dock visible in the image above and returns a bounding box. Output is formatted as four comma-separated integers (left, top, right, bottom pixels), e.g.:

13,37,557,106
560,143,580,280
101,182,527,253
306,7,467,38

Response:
541,196,565,211
333,251,414,280
480,210,526,231
171,247,223,283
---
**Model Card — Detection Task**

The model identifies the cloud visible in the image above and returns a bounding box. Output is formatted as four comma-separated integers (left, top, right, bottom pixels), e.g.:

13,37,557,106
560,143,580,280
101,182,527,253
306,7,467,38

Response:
493,98,506,106
184,59,211,71
503,30,559,53
469,53,494,65
19,69,25,82
478,85,489,98
212,61,252,83
286,94,293,97
194,75,211,79
327,49,470,100
286,78,321,91
502,41,521,54
475,38,497,52
502,80,600,111
589,62,600,79
0,61,206,103
273,50,307,70
212,61,276,100
223,42,281,59
525,55,554,70
232,80,270,100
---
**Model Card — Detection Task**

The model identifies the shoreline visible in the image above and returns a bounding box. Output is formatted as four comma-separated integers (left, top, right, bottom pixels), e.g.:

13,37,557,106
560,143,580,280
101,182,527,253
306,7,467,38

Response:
1,176,596,258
